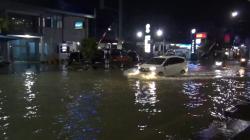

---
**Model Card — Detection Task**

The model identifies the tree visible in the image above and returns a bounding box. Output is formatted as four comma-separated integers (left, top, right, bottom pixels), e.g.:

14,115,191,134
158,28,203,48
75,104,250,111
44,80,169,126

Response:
80,38,98,62
0,17,8,34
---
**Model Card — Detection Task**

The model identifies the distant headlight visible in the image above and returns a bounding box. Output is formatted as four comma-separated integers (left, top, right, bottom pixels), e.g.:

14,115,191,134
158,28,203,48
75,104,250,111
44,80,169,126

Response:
138,66,141,70
215,61,222,66
149,66,156,71
241,58,246,62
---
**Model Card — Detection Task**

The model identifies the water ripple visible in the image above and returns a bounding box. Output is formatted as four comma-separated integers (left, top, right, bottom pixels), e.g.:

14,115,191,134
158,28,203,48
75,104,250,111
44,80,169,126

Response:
56,92,101,140
183,81,206,109
0,90,9,140
23,70,39,119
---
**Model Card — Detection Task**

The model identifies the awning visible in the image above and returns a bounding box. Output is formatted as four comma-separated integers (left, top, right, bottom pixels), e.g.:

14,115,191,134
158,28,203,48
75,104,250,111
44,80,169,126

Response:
7,34,41,39
0,35,18,41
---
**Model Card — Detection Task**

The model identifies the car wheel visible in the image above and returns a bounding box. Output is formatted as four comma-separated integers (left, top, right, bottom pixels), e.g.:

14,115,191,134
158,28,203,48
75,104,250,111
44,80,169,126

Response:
180,70,186,75
158,72,164,76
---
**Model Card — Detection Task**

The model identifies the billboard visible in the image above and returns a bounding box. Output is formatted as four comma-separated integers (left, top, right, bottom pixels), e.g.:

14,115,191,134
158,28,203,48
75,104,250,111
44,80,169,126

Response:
196,33,207,39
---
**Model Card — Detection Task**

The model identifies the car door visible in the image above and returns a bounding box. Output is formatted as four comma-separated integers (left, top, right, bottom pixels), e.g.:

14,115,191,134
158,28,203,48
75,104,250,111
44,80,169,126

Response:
163,58,177,75
176,58,186,73
164,57,185,75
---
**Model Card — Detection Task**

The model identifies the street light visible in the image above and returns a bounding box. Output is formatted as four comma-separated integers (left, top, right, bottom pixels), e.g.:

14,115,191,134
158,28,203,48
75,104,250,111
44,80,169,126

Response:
108,27,112,31
137,31,143,38
191,28,196,34
156,29,163,37
231,11,238,18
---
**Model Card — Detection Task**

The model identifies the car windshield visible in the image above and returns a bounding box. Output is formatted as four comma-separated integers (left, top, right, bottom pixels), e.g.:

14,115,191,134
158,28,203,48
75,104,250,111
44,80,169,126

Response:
146,58,165,65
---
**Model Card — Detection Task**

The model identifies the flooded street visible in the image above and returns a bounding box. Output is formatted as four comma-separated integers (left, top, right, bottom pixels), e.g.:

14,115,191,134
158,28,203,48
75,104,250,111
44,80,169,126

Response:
0,63,250,140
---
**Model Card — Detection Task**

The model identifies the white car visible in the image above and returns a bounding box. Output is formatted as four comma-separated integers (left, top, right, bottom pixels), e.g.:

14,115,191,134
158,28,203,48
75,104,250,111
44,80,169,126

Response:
139,56,188,76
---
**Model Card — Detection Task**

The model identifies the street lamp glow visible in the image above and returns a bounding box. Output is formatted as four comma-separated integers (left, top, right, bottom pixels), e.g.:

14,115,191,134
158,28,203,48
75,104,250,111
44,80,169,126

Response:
191,29,196,34
108,27,112,31
156,29,163,37
232,11,238,18
137,31,143,38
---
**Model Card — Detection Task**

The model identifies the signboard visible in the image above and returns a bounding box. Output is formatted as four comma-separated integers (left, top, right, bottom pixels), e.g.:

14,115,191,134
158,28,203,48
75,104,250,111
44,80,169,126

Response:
144,35,151,53
224,34,231,43
61,44,68,53
191,40,195,54
196,33,207,39
196,39,201,45
74,21,84,29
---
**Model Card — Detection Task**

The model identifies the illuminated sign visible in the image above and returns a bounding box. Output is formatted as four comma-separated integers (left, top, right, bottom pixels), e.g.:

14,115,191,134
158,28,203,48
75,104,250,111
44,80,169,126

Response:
144,35,151,53
196,33,207,39
196,39,201,44
61,44,68,53
74,21,84,29
146,24,150,34
191,40,195,54
224,34,231,43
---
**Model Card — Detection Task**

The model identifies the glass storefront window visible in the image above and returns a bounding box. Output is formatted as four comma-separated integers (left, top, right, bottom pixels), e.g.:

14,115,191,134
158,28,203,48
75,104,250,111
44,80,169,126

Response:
45,17,52,28
10,39,40,61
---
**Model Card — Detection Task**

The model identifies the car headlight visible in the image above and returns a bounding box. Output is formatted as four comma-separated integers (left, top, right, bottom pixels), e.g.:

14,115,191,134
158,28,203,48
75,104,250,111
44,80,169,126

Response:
241,58,246,62
149,66,156,71
215,61,222,66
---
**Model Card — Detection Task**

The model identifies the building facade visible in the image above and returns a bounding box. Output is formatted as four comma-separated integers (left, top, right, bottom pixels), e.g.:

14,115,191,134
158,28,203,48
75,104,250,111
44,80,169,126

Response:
0,1,94,62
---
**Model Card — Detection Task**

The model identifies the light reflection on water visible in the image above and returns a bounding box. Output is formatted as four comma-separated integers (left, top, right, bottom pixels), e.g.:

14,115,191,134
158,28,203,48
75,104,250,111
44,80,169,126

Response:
1,63,250,139
181,78,250,139
0,90,9,140
133,80,162,132
56,92,101,140
209,79,246,120
243,81,250,100
183,81,207,110
182,78,247,120
134,81,160,114
23,70,39,119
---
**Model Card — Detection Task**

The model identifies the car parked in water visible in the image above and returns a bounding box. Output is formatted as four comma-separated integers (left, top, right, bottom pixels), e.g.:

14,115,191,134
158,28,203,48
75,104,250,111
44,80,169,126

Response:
127,50,139,63
139,56,188,76
110,49,140,67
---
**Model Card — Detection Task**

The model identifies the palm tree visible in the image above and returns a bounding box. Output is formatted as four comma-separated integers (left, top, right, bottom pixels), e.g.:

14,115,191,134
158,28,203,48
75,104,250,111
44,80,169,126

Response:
80,38,98,62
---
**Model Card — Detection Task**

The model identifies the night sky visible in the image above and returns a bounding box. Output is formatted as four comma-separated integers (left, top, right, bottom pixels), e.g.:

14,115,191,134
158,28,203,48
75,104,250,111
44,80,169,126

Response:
124,0,249,42
4,0,250,42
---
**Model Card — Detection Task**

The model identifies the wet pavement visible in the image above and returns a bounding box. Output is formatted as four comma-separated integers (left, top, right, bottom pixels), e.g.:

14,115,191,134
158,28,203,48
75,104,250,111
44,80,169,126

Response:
0,62,250,140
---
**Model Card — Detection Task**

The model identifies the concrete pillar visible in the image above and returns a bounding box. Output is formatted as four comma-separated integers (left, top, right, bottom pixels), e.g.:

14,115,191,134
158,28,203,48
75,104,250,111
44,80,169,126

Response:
26,41,30,61
39,37,46,62
35,39,40,61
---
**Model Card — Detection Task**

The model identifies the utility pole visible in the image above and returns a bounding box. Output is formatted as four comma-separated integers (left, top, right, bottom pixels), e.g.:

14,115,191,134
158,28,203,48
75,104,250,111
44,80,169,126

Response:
99,0,123,49
100,0,105,9
117,0,123,50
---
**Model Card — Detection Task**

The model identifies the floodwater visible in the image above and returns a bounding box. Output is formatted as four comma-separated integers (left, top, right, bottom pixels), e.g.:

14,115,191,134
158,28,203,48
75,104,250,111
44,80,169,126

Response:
0,63,250,140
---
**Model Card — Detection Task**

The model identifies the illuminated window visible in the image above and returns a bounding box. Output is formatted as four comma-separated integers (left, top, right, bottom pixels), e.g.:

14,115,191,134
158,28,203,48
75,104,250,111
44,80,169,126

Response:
74,21,84,29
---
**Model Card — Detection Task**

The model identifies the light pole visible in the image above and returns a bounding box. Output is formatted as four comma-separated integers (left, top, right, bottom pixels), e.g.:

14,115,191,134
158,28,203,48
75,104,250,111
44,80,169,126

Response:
156,29,165,55
191,28,197,61
229,11,240,55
